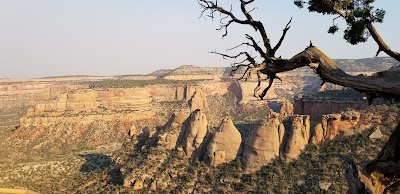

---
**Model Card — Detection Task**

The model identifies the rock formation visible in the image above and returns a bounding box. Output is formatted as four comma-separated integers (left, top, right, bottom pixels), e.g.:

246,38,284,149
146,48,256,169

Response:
239,81,278,104
369,126,383,142
325,114,341,140
311,111,362,144
128,125,137,139
205,116,242,166
279,100,294,119
284,115,311,161
294,96,368,121
157,110,190,150
242,114,285,173
181,109,209,157
188,88,209,112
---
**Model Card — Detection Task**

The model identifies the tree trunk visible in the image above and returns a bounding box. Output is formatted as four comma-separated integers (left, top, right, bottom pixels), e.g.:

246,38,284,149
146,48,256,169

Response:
342,123,400,194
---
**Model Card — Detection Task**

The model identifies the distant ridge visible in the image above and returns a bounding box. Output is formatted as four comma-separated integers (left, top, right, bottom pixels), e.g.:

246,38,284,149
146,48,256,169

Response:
38,57,398,79
40,75,103,79
154,57,399,77
165,65,226,76
147,69,173,76
334,57,399,72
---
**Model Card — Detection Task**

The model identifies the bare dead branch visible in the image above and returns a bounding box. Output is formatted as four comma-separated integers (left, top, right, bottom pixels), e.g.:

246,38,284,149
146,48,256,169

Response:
226,42,253,51
248,45,400,100
230,64,252,74
270,17,292,56
259,76,274,100
235,66,251,80
245,34,268,61
210,50,260,81
210,51,248,60
253,71,262,97
241,0,255,5
247,7,258,14
367,24,400,61
198,0,274,59
278,46,400,97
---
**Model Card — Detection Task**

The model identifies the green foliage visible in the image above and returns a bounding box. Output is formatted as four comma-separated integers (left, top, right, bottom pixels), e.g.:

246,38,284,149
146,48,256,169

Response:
295,0,386,45
83,78,203,88
328,24,339,34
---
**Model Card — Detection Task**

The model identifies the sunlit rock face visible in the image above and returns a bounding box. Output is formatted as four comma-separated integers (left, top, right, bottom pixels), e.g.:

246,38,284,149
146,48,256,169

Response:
157,110,190,150
284,115,310,161
181,109,209,157
293,96,368,121
279,100,294,119
188,88,209,113
242,114,285,173
310,111,362,144
205,116,242,166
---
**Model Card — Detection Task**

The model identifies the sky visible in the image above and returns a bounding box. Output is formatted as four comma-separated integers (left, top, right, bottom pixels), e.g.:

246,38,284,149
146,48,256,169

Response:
0,0,399,78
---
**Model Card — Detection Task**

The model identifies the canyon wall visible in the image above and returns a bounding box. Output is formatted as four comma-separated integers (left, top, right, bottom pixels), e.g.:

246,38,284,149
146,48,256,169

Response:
294,97,368,121
10,80,264,152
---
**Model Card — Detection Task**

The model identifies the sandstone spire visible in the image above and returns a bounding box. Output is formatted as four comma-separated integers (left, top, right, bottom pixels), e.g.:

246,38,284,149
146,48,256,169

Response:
188,88,209,112
242,114,285,173
205,116,242,166
284,115,311,161
181,109,209,157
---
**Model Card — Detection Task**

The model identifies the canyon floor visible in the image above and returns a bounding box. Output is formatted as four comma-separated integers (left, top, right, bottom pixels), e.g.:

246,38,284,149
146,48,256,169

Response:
0,62,399,193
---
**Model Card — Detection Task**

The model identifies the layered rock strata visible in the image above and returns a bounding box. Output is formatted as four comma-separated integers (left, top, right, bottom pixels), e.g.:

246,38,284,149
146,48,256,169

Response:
294,97,368,121
311,111,361,144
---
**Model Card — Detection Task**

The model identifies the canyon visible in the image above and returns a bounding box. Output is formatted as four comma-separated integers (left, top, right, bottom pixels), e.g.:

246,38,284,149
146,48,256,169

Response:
0,58,398,193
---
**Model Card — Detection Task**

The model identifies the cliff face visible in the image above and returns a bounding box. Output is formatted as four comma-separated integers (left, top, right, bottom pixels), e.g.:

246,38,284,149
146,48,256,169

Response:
310,111,363,144
14,79,289,133
10,80,240,152
294,98,368,121
0,83,86,112
20,89,153,127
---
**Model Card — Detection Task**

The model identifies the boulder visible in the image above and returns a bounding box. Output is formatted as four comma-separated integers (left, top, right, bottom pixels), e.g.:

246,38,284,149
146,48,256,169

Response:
128,125,137,139
242,114,285,173
319,181,332,191
369,126,383,142
205,116,242,166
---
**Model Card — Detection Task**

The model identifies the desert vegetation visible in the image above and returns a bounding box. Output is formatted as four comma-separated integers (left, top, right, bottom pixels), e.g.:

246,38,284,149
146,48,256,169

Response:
69,104,399,193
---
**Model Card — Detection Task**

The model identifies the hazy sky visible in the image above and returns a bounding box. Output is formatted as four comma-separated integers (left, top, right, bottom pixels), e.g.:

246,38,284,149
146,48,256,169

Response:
0,0,399,78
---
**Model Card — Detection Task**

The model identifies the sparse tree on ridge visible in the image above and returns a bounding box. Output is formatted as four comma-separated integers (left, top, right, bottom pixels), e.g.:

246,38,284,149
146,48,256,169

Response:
198,0,400,193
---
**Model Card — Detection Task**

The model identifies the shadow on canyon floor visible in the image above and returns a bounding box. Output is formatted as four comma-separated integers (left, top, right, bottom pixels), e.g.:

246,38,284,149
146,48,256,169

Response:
79,153,112,173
